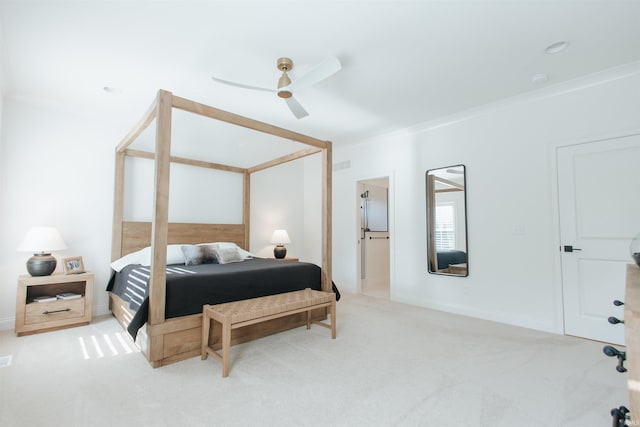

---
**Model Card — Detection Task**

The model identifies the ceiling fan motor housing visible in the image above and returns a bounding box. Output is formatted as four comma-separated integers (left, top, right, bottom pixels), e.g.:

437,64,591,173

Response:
277,57,293,72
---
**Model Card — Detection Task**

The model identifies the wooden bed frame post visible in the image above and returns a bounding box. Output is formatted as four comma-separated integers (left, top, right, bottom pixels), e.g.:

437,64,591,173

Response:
149,89,173,328
243,171,251,250
111,151,126,262
322,143,332,292
112,91,159,262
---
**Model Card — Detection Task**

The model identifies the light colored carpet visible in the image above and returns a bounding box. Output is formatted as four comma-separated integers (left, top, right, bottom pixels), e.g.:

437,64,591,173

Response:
0,292,628,427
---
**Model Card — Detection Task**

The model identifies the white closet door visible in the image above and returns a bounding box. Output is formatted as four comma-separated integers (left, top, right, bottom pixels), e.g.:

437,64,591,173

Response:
558,132,640,345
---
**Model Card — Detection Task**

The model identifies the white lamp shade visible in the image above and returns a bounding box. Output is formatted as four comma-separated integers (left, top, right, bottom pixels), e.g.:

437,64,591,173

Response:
270,229,291,245
17,227,68,253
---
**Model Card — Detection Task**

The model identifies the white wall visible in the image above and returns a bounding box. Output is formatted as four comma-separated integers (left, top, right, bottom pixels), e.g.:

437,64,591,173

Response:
0,15,5,219
0,97,117,328
123,156,244,223
329,62,640,334
330,134,416,295
303,154,322,265
250,160,306,259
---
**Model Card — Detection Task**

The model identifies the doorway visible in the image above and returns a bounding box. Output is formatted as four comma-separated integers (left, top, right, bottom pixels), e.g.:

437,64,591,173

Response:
358,177,390,299
557,132,640,345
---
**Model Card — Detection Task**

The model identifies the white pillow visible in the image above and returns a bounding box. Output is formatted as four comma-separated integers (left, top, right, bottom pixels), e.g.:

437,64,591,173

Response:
110,248,149,272
166,244,187,265
110,244,187,272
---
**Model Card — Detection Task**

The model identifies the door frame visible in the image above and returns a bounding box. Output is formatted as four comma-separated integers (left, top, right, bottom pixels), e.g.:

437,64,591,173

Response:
355,172,395,297
549,128,640,336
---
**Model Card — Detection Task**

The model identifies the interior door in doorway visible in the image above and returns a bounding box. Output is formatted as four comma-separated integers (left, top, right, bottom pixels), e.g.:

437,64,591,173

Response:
558,132,640,345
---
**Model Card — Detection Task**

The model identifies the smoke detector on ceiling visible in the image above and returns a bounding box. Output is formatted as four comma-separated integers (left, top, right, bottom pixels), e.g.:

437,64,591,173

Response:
544,41,569,54
103,86,123,95
531,73,549,84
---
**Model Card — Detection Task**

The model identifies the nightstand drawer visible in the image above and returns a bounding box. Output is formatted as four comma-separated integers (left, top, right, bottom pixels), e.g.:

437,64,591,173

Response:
24,298,85,325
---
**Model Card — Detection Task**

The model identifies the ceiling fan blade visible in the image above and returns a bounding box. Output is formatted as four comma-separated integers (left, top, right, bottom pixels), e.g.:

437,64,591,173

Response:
285,96,309,119
211,76,275,93
288,56,341,91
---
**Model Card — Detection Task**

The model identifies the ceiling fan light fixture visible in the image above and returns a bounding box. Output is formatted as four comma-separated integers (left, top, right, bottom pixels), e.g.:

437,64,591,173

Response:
277,72,292,92
277,89,292,99
278,73,291,87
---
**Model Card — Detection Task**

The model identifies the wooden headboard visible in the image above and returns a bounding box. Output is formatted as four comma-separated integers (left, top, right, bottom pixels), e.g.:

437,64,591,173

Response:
120,221,247,256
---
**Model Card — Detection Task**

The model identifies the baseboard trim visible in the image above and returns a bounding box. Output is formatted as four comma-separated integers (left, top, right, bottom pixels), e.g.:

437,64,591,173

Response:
392,293,560,335
0,316,14,332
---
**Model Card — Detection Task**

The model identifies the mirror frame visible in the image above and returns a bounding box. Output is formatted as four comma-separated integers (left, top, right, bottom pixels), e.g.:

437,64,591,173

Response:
426,164,469,277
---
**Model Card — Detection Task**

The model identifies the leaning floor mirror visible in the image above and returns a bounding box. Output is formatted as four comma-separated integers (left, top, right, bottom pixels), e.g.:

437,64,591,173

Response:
426,165,468,276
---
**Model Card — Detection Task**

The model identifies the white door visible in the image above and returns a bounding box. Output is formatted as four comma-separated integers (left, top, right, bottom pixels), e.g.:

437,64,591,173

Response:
558,132,640,345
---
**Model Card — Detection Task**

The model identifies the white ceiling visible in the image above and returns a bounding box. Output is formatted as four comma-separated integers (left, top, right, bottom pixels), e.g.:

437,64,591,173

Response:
1,0,639,165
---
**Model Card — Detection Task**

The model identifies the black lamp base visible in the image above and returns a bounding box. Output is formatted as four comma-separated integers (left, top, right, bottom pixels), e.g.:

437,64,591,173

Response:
274,245,287,259
26,253,57,276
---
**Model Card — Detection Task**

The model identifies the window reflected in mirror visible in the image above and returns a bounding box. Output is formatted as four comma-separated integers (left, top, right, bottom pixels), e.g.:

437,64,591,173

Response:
426,165,468,276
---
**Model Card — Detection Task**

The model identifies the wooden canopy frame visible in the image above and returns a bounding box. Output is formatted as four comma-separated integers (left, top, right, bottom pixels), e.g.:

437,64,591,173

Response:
110,89,332,366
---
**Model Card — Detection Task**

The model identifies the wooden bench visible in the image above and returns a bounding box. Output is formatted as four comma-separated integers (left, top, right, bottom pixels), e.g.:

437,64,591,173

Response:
201,288,336,377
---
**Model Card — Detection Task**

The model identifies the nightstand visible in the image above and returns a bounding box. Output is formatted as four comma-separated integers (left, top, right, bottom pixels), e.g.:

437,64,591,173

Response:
274,257,299,262
15,272,94,336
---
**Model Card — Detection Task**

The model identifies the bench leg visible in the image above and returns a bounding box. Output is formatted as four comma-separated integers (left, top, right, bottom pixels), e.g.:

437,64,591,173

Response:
201,308,210,360
221,320,231,377
306,309,311,330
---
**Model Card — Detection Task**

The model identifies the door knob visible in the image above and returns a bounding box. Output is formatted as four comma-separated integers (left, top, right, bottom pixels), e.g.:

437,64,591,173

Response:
563,245,582,252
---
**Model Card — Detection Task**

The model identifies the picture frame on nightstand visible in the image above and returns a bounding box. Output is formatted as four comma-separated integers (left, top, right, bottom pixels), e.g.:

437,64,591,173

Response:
62,256,85,274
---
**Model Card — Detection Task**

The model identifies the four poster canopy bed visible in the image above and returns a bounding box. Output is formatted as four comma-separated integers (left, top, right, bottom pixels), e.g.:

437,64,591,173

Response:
108,89,335,368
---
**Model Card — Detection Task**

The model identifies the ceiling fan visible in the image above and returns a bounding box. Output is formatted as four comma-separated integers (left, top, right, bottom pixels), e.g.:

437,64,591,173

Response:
211,56,341,119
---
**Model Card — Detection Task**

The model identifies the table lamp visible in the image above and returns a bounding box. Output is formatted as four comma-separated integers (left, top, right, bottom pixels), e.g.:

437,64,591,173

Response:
17,226,68,276
270,229,291,259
